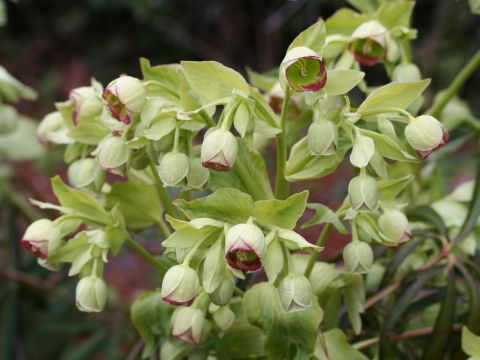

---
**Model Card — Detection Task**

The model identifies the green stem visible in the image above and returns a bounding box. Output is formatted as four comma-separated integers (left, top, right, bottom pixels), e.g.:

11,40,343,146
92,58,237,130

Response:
430,50,480,118
234,158,269,200
275,87,291,200
199,109,216,127
149,163,178,218
6,189,41,222
304,223,332,278
125,236,166,271
280,240,290,276
234,287,244,296
156,219,171,238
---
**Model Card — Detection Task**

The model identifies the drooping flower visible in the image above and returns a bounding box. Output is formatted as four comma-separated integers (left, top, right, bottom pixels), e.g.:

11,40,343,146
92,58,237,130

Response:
171,307,205,345
378,209,412,245
161,264,199,306
75,276,107,313
281,46,327,92
201,128,238,171
405,115,449,159
349,20,389,66
225,224,266,271
102,76,146,124
20,219,61,260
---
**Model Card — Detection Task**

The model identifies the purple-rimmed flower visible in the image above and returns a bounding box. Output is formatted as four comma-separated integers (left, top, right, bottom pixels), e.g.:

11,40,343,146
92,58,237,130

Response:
201,128,238,172
20,219,61,260
281,46,327,92
405,115,449,159
161,264,199,306
225,224,266,271
378,209,412,246
69,86,103,125
102,76,146,124
349,20,389,66
171,307,205,345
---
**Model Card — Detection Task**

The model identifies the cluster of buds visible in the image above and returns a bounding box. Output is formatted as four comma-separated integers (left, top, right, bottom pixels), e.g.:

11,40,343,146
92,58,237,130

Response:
405,115,449,159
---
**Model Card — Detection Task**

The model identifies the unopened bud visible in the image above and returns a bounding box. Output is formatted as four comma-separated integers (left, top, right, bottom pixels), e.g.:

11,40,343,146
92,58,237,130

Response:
68,158,106,192
278,274,312,312
378,209,412,245
20,219,61,259
201,128,238,171
209,273,234,306
281,46,327,92
158,151,189,187
37,111,73,146
392,63,422,82
343,241,374,274
186,157,210,190
69,86,103,125
162,264,199,306
102,76,146,124
349,20,388,66
75,276,107,312
348,174,378,212
0,105,18,135
405,115,449,159
171,307,205,345
225,224,266,271
307,120,337,156
98,135,129,170
212,306,235,331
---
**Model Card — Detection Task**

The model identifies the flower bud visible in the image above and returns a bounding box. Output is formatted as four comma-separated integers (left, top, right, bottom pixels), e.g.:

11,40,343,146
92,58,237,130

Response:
20,219,61,259
186,157,210,190
378,209,412,245
75,276,107,312
212,306,235,331
343,241,374,274
281,46,327,92
209,273,234,306
225,224,266,271
162,264,199,306
392,63,422,83
307,120,337,156
158,151,189,187
68,158,106,192
0,105,18,135
171,307,205,345
278,274,312,312
37,111,73,146
349,20,388,66
348,174,378,212
98,135,129,170
69,86,104,125
405,115,449,159
102,76,146,124
201,128,238,171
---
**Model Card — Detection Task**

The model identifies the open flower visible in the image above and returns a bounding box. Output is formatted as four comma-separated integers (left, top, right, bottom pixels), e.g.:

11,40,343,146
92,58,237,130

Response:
201,128,238,171
171,307,205,345
405,115,449,159
20,219,61,260
225,224,266,271
349,20,389,66
161,264,199,306
281,46,327,92
102,76,146,124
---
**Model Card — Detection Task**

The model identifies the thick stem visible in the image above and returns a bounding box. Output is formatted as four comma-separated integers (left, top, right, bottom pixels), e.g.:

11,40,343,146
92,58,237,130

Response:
430,50,480,118
125,236,166,272
156,220,171,238
275,87,291,200
149,163,178,218
304,223,332,278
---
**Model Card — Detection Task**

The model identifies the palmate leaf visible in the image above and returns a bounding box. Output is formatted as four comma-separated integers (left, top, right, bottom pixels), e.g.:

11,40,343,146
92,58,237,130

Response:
254,191,308,230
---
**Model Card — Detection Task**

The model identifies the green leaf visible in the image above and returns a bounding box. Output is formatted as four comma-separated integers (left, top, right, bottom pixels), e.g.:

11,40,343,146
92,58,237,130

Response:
286,135,351,182
243,282,323,360
50,232,89,263
314,328,369,360
254,191,308,230
263,237,284,283
325,8,369,36
202,240,226,293
279,229,317,250
359,128,417,162
346,0,380,14
162,225,220,249
302,203,347,234
421,269,456,360
67,122,109,145
324,69,364,96
106,181,164,229
407,205,448,238
375,1,415,30
287,19,326,56
210,139,274,201
357,80,431,114
378,175,415,201
0,117,45,161
174,188,254,224
105,222,130,256
461,263,480,334
462,326,480,357
181,61,250,103
344,276,364,335
51,176,111,226
246,67,277,92
140,57,180,102
131,291,173,358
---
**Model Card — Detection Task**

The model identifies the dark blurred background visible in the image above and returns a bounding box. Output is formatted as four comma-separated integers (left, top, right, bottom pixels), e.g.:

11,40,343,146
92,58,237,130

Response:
0,0,479,359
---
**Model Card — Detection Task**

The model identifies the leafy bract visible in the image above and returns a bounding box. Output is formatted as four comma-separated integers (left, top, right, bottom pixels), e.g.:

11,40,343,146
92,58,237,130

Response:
254,191,308,230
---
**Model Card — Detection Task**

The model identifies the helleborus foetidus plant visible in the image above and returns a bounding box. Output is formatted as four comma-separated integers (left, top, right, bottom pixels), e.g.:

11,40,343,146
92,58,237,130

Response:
19,0,480,358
